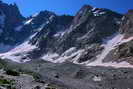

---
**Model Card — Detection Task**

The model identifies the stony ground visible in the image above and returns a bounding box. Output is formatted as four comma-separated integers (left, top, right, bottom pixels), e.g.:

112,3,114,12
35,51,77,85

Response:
0,59,132,89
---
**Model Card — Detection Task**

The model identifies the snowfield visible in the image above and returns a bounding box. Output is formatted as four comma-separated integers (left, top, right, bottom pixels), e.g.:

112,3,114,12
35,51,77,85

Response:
42,47,85,63
43,33,133,68
87,33,133,68
87,33,124,65
24,18,33,25
0,34,37,63
1,32,133,68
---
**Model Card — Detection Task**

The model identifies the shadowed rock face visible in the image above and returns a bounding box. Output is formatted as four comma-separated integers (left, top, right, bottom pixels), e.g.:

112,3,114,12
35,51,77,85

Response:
103,39,133,64
0,2,24,27
55,5,122,54
0,1,73,46
72,5,93,26
0,2,25,45
102,11,133,64
116,40,133,59
19,5,123,63
0,2,126,64
120,10,133,38
27,14,73,58
77,44,104,63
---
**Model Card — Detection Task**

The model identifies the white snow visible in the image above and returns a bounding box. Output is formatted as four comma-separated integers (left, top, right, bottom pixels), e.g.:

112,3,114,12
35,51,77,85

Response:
49,15,55,22
0,33,37,63
55,48,79,63
53,49,84,63
92,9,106,16
41,47,85,63
24,18,33,25
122,16,125,21
1,26,133,68
41,33,133,68
77,27,95,41
86,33,133,68
71,49,85,63
32,13,39,17
88,61,133,68
0,41,36,63
91,7,96,11
93,76,102,82
53,31,65,37
62,47,77,56
120,36,133,44
100,33,123,60
42,53,59,62
99,11,106,15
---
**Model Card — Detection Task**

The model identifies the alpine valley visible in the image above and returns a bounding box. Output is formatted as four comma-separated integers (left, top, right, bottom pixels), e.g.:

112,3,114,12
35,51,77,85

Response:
0,1,133,89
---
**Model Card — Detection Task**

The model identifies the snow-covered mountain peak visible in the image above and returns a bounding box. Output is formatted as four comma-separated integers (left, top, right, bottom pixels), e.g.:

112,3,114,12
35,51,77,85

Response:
1,2,133,69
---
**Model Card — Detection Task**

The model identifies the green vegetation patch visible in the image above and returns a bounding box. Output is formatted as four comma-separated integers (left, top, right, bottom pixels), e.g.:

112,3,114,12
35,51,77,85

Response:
6,69,20,76
0,78,10,84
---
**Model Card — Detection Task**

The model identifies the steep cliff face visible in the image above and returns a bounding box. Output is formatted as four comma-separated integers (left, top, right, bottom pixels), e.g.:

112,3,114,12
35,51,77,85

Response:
120,10,133,38
103,10,133,65
0,1,74,61
0,4,124,64
1,1,133,68
0,2,25,45
24,5,123,64
56,5,122,53
0,1,73,53
28,14,73,58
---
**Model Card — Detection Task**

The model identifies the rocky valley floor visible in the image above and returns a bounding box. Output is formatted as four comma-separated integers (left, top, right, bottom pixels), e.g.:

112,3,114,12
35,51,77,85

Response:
0,59,132,89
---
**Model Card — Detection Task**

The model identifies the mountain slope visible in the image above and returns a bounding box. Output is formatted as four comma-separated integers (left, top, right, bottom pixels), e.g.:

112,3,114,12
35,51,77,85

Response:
28,5,124,67
0,2,133,68
102,10,133,65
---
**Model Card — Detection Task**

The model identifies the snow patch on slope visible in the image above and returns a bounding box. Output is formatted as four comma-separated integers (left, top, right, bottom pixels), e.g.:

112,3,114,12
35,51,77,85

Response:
120,36,133,44
41,33,133,68
56,49,84,63
24,18,33,25
86,33,133,68
100,33,123,59
32,13,39,18
0,34,37,63
53,31,65,37
42,53,59,62
91,8,106,16
42,47,85,63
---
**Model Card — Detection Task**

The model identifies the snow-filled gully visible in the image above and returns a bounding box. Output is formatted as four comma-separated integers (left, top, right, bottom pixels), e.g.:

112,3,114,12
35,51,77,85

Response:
1,32,133,68
87,33,133,68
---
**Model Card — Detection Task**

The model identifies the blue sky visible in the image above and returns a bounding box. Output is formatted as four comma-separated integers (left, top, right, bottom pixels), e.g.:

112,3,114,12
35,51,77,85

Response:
3,0,133,17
